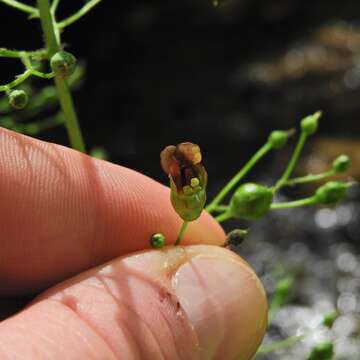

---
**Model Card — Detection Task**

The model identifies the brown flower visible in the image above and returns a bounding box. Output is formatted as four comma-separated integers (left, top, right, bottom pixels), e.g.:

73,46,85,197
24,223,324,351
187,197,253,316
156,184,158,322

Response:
160,142,207,221
160,142,207,194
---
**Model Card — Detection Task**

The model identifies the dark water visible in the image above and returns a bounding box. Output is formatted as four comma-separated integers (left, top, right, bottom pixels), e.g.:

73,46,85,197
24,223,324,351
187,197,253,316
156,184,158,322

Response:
0,1,359,358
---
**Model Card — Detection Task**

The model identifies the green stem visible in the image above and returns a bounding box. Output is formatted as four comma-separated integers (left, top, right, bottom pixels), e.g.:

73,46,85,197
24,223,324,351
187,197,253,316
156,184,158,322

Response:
57,0,103,29
274,131,308,191
0,48,47,59
206,142,272,213
0,70,32,91
175,221,188,246
215,211,232,223
283,170,335,187
50,0,60,14
0,0,39,16
256,335,305,355
213,205,229,213
37,0,86,152
271,197,316,209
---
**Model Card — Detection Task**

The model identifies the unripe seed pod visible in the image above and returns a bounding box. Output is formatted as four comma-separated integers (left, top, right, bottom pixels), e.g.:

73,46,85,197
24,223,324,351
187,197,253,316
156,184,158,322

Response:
150,233,166,248
230,182,273,220
308,342,334,360
301,111,321,136
315,181,347,205
332,154,350,173
8,89,28,109
50,51,77,79
268,130,292,149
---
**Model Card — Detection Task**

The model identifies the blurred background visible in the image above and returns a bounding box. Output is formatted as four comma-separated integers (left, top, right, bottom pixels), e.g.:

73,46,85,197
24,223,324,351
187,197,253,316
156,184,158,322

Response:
0,0,360,358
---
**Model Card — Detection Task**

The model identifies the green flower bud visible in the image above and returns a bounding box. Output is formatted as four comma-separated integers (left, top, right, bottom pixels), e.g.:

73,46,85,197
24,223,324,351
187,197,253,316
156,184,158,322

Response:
150,233,166,248
332,154,350,173
50,51,77,79
275,277,293,299
230,183,273,220
315,181,347,205
225,229,248,247
308,342,334,360
161,143,207,222
301,111,322,136
8,89,28,109
268,129,294,149
323,311,338,328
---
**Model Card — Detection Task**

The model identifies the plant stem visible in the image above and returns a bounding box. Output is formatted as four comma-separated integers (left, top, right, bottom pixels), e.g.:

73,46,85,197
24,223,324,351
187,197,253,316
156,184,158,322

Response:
215,211,232,223
256,334,305,355
283,170,335,187
0,0,39,16
206,142,272,213
37,0,85,152
213,205,229,213
271,197,316,210
0,48,47,59
50,0,60,14
274,131,308,191
57,0,103,29
175,221,188,245
0,70,32,91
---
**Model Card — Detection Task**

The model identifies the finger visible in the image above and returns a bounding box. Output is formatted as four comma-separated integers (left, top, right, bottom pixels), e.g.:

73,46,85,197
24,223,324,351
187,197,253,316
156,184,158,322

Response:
0,245,267,360
0,128,224,295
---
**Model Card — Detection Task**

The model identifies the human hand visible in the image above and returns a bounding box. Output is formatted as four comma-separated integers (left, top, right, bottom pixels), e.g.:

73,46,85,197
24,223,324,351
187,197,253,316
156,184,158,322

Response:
0,128,267,359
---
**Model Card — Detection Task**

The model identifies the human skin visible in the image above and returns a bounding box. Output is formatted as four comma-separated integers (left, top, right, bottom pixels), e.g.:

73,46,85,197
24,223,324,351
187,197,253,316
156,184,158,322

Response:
0,128,267,359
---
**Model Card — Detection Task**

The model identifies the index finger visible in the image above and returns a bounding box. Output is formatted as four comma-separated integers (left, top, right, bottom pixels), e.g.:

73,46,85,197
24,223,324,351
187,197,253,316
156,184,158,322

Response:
0,128,224,296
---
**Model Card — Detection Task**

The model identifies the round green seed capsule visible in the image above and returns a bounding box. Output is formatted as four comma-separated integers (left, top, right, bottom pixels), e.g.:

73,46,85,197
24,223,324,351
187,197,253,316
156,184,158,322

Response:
150,233,166,248
308,342,334,360
332,154,350,173
8,89,28,109
301,111,321,136
268,130,290,149
230,183,273,220
50,51,77,79
315,181,347,205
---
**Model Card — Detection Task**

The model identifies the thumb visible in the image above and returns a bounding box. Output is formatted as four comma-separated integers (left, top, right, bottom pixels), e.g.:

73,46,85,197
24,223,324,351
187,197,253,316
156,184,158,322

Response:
0,245,267,360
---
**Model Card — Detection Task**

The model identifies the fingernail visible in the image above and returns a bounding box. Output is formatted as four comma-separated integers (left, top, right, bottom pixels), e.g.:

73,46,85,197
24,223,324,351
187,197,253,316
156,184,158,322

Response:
172,255,267,359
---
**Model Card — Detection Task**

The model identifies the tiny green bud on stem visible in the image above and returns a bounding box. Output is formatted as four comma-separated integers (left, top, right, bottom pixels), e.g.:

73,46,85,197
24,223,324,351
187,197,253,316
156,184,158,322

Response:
301,111,322,136
230,183,273,220
315,181,348,205
268,129,295,149
332,154,351,173
308,342,334,360
323,311,338,328
50,51,77,79
8,89,28,109
150,233,166,248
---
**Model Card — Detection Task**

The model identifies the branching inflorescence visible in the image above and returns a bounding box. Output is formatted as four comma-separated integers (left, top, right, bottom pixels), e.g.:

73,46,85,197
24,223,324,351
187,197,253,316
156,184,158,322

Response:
0,0,103,152
157,111,353,248
155,111,352,359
